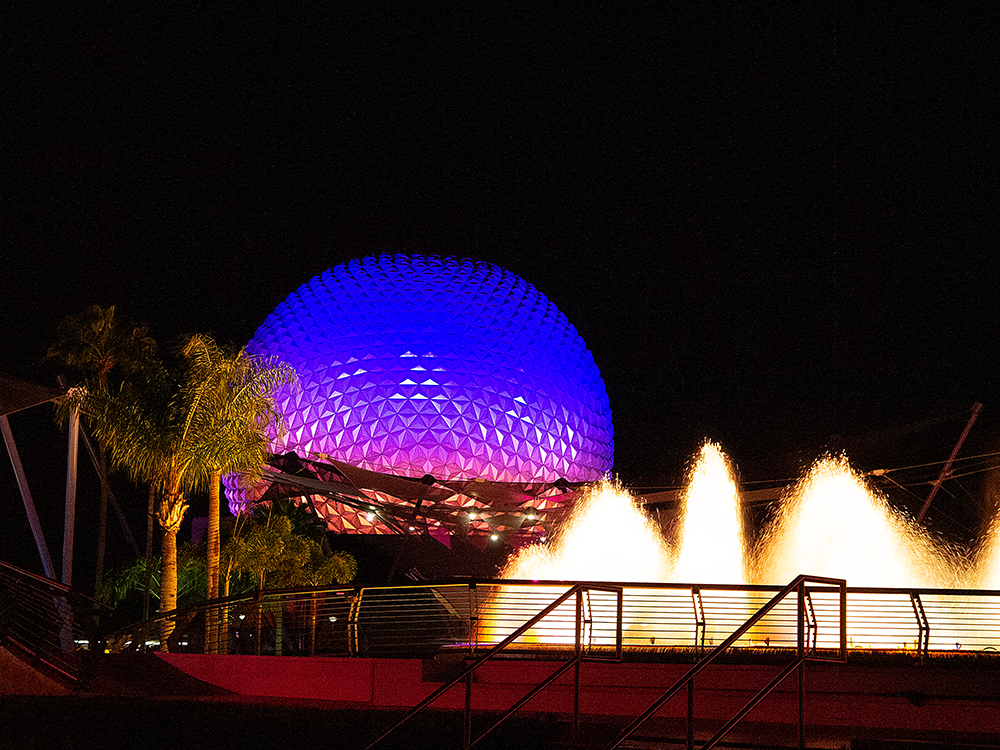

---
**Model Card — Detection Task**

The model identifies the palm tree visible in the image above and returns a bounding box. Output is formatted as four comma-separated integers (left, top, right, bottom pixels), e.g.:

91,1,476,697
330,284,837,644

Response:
223,510,356,654
175,334,296,652
46,305,157,388
223,514,357,590
73,334,295,650
73,357,183,640
46,305,157,595
98,544,209,610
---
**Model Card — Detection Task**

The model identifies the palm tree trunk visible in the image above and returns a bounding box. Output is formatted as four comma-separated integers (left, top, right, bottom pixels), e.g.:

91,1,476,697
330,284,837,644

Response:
205,469,221,654
142,482,156,621
207,469,221,597
160,525,178,650
94,443,108,598
220,571,230,655
157,487,186,651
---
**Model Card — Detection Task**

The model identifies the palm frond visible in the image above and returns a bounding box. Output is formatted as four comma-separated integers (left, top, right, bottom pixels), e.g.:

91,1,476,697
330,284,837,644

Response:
173,335,297,489
97,544,207,607
46,304,158,387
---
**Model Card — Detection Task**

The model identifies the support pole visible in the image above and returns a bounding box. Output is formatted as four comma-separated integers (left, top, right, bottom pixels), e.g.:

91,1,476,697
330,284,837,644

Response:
62,406,80,586
917,402,983,523
79,424,139,554
1,414,56,579
574,589,582,743
797,580,806,750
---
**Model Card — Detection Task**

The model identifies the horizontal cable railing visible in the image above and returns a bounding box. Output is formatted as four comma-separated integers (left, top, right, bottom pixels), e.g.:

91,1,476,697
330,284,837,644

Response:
0,561,112,686
107,586,357,655
105,579,1000,659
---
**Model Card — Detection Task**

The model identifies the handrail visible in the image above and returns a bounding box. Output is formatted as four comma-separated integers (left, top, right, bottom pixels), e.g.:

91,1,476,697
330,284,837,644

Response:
105,583,358,649
910,592,929,661
804,589,818,651
0,561,113,686
604,574,846,750
691,586,706,652
104,577,1000,658
365,582,624,749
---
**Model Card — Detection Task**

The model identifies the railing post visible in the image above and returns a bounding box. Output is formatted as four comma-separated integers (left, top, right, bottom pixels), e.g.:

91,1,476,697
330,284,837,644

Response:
616,587,624,660
691,587,706,653
798,659,806,750
840,582,848,660
469,582,477,658
574,587,583,742
308,591,318,657
909,592,929,663
797,579,805,750
254,588,263,656
348,587,361,656
804,590,818,653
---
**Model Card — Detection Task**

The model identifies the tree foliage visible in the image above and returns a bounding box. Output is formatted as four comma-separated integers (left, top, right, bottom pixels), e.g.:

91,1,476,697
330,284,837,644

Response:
98,544,207,608
175,334,297,493
63,333,297,647
223,505,357,591
46,305,158,595
46,304,157,390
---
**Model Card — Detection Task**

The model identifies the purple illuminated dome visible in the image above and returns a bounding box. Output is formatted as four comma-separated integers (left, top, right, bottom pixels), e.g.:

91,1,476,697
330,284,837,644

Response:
236,254,613,513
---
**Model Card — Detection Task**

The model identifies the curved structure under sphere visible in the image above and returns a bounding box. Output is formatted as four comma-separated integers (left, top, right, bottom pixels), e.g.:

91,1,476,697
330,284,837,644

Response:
236,254,613,515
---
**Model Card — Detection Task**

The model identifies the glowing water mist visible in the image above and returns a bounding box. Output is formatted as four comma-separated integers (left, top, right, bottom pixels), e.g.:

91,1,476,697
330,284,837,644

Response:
490,444,977,651
502,480,671,583
752,454,963,649
753,454,956,588
486,481,671,645
672,442,746,584
669,441,752,646
972,511,1000,589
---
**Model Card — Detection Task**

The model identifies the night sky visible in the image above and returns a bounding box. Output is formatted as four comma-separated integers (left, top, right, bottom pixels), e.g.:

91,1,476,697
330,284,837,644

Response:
3,6,999,573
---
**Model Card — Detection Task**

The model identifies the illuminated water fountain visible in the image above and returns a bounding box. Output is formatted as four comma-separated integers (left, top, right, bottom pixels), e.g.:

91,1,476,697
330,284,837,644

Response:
972,512,1000,589
503,481,672,584
961,513,1000,653
672,442,746,584
484,443,746,647
753,454,957,588
484,481,672,645
487,443,991,652
753,454,964,650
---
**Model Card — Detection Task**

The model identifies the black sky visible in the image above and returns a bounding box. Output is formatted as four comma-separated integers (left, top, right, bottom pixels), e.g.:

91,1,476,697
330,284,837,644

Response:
3,4,998,508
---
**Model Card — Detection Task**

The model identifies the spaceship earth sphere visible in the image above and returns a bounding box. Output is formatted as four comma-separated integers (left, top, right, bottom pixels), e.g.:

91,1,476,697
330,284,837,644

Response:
244,254,613,490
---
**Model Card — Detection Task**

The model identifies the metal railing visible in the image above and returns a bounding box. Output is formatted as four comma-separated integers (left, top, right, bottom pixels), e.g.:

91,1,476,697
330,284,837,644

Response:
0,561,112,686
604,575,847,750
105,579,1000,659
365,582,624,749
107,585,357,656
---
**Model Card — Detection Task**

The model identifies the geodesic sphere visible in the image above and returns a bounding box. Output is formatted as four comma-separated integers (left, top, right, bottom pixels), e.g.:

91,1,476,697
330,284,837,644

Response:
246,254,614,484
